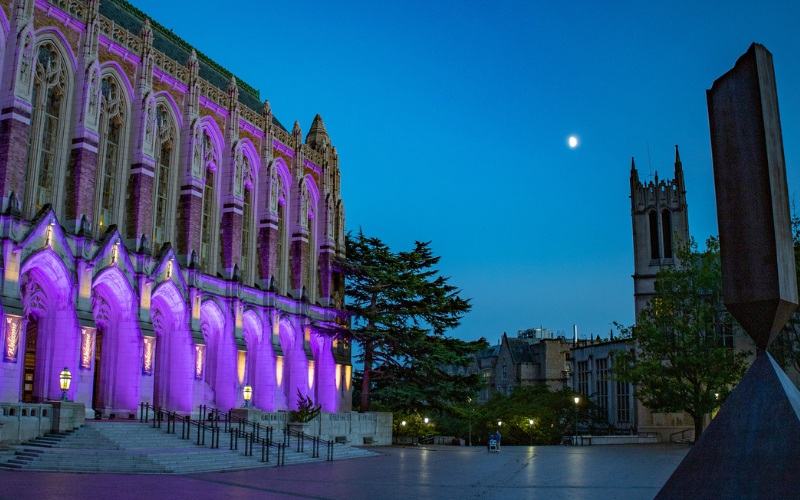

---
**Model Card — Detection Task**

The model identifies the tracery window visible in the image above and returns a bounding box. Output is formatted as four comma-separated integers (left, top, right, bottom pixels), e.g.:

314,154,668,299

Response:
198,133,217,274
152,105,175,256
96,76,125,234
24,44,68,216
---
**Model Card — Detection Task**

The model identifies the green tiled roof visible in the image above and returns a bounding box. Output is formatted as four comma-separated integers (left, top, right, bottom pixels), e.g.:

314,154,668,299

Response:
100,0,286,132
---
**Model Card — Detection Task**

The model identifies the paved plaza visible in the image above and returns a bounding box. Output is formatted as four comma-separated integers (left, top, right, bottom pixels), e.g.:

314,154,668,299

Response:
0,444,689,500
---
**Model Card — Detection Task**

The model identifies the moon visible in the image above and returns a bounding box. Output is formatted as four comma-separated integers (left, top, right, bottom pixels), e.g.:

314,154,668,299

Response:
568,136,578,148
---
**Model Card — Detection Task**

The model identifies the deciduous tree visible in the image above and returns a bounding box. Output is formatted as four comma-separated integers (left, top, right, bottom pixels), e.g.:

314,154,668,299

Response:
613,237,750,441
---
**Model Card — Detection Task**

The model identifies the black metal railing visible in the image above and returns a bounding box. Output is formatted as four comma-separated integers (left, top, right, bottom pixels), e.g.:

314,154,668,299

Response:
138,403,337,465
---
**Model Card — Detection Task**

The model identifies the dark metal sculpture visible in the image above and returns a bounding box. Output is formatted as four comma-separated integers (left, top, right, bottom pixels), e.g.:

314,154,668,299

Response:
656,43,800,500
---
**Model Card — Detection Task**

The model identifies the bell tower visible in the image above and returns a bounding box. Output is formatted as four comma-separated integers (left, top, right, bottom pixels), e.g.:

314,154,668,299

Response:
630,145,690,318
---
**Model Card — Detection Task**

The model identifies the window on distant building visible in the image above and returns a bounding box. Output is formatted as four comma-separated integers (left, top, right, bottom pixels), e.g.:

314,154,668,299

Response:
596,358,609,412
649,210,660,260
617,381,631,423
661,209,673,259
715,314,734,349
577,361,589,396
502,363,507,380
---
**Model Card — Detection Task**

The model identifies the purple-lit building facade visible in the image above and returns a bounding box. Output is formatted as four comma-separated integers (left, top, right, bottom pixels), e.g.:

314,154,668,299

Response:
0,0,352,417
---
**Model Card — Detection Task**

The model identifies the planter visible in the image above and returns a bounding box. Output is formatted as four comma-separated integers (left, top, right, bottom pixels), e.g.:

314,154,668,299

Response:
288,422,310,435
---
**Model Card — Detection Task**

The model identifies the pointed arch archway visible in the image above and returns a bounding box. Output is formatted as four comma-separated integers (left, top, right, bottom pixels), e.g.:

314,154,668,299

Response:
150,281,192,412
200,299,237,411
91,265,140,414
19,249,79,403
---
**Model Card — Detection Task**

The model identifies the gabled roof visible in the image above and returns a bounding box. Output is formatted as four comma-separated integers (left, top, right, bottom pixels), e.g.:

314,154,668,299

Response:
506,337,534,364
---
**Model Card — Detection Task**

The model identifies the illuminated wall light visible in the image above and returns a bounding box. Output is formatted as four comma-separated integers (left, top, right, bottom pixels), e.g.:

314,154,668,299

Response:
80,327,95,369
4,315,23,362
237,350,247,385
193,344,204,379
335,363,341,390
308,360,315,389
345,365,351,391
143,337,156,375
276,356,284,387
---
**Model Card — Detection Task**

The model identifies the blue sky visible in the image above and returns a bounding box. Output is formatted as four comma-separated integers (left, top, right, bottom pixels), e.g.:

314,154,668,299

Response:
134,0,800,344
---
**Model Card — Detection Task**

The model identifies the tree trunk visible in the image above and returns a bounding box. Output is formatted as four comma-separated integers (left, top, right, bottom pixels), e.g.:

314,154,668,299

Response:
360,291,378,413
693,415,704,443
360,339,373,412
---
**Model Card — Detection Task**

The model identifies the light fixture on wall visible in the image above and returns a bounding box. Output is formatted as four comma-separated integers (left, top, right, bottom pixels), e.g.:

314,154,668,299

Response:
59,367,72,401
242,384,253,408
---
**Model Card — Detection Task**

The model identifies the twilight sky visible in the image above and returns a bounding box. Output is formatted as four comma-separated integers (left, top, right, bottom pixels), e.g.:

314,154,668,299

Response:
134,0,800,344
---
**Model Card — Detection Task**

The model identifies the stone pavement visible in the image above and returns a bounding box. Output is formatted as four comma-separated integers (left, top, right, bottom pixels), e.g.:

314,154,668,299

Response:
0,444,689,500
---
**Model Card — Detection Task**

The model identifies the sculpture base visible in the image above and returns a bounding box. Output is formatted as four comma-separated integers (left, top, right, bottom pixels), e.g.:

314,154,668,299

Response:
655,352,800,499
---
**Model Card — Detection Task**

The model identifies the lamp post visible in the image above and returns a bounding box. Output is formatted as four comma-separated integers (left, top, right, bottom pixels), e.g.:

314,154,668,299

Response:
59,367,71,401
529,419,534,446
424,417,429,424
574,396,580,445
467,397,473,447
242,384,252,408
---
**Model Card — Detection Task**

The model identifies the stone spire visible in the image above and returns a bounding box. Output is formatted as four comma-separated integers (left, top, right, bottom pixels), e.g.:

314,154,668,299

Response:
305,114,330,152
292,120,302,141
674,144,685,193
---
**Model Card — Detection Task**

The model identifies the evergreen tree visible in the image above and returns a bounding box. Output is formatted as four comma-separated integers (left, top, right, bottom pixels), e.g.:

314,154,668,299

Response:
317,230,485,413
613,237,750,441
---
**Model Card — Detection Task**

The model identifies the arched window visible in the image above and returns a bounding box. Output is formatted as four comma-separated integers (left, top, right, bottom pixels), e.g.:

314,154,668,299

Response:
197,131,217,275
96,76,125,234
661,209,673,259
152,104,175,256
24,43,68,216
241,188,253,281
648,210,660,260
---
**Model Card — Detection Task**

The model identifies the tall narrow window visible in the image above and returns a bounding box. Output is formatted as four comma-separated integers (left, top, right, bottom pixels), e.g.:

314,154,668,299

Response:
241,189,252,281
97,76,125,234
596,358,609,412
152,106,173,256
617,381,631,423
304,216,312,292
648,210,660,260
200,170,215,274
661,209,673,259
276,203,284,287
24,44,67,216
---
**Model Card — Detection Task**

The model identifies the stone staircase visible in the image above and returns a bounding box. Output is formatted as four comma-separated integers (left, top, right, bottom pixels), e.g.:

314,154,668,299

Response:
1,421,377,473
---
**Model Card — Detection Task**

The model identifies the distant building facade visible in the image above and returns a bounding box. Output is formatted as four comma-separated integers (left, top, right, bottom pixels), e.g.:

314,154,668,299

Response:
445,330,571,403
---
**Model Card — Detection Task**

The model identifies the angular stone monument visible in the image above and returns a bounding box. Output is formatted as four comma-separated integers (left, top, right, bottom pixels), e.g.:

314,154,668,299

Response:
656,43,800,500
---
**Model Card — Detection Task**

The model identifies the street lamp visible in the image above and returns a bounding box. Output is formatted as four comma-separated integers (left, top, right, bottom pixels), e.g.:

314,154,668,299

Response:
529,419,534,446
574,396,580,445
497,420,502,426
401,420,407,426
467,397,474,447
242,384,252,408
424,417,429,424
59,367,71,401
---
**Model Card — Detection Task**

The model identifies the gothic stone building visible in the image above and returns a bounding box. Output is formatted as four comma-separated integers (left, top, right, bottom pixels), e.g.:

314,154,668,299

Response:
0,0,352,418
446,331,572,403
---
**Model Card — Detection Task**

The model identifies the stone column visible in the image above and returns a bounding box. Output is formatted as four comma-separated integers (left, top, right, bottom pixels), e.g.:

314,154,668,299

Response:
124,20,157,251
